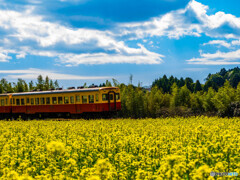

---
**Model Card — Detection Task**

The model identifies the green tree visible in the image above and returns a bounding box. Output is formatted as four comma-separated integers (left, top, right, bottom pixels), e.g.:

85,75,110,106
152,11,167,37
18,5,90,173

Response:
15,79,26,92
0,78,8,92
0,84,3,94
112,78,119,87
136,89,147,117
236,82,240,101
29,81,34,91
178,85,191,107
212,81,235,114
203,80,218,91
190,92,203,112
194,80,202,92
170,83,180,108
147,86,165,117
36,75,44,90
178,77,185,88
50,80,55,89
105,80,112,87
44,76,50,90
185,77,194,92
202,87,216,112
54,80,59,89
219,68,227,77
24,81,29,92
6,83,14,93
229,73,240,88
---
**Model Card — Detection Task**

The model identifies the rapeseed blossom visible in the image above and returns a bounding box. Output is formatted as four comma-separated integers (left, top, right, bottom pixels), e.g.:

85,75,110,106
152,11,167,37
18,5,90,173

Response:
0,117,239,179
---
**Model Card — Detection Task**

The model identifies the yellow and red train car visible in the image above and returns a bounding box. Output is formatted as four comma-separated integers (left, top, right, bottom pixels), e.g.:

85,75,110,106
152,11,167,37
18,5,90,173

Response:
0,87,121,119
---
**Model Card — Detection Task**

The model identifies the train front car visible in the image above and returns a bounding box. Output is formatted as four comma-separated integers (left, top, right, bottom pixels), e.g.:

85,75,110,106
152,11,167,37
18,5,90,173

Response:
99,87,121,113
73,87,121,118
0,87,121,119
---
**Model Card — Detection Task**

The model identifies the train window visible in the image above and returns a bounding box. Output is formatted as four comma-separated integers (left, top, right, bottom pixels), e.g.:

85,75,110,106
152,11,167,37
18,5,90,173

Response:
10,99,12,105
5,98,8,105
58,97,63,104
109,94,113,100
102,94,108,101
76,95,80,103
40,98,45,105
82,96,87,104
21,98,25,105
52,97,57,104
35,98,39,105
1,99,4,106
31,98,34,105
116,93,120,100
27,98,30,104
16,99,20,106
96,94,99,102
46,97,50,105
64,97,69,104
13,98,15,105
89,95,94,103
70,96,74,104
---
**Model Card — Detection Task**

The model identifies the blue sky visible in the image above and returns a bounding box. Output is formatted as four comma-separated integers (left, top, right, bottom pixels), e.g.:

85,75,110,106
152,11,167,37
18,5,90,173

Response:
0,0,240,87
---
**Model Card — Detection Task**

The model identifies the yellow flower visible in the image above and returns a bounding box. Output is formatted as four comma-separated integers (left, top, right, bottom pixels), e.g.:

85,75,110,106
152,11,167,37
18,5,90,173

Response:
46,141,65,154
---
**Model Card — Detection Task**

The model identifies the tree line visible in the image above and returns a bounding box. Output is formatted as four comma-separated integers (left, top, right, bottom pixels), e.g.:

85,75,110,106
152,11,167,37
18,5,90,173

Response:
118,80,240,118
118,67,240,118
152,67,240,93
0,75,59,93
1,67,240,117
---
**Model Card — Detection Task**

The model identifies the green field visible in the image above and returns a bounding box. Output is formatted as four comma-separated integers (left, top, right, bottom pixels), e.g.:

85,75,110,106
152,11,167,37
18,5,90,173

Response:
0,117,239,179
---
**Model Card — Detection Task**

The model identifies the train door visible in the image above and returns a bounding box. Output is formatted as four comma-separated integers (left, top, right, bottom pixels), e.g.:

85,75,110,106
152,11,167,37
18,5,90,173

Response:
9,94,12,115
108,91,116,111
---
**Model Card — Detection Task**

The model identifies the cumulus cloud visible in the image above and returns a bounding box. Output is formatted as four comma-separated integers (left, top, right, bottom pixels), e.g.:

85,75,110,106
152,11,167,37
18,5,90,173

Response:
187,49,240,65
0,9,115,48
232,40,240,46
1,0,240,67
0,53,11,62
117,0,240,66
0,8,164,65
203,40,231,48
57,44,163,65
119,0,240,40
0,68,110,80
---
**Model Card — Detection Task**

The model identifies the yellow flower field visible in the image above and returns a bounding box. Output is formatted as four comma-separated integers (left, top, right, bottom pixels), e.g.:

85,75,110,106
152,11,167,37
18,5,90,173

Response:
0,116,239,179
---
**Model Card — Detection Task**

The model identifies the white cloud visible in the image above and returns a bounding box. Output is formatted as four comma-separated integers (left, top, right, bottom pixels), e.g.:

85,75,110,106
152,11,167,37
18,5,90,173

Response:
0,8,164,65
2,9,113,48
187,49,240,65
119,0,240,40
232,40,240,46
4,44,163,66
0,48,18,62
203,40,231,48
0,68,110,80
117,0,240,66
1,0,240,67
16,52,27,59
0,53,11,62
57,44,163,65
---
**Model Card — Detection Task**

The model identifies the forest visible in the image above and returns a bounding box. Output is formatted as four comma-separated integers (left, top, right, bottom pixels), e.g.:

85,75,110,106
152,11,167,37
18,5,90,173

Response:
1,67,240,118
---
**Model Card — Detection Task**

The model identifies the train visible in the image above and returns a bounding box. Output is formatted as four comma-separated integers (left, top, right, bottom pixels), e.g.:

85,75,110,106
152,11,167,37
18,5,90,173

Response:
0,87,121,119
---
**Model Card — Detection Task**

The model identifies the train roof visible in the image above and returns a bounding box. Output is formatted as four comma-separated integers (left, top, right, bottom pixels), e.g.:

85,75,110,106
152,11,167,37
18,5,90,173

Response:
0,87,119,97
